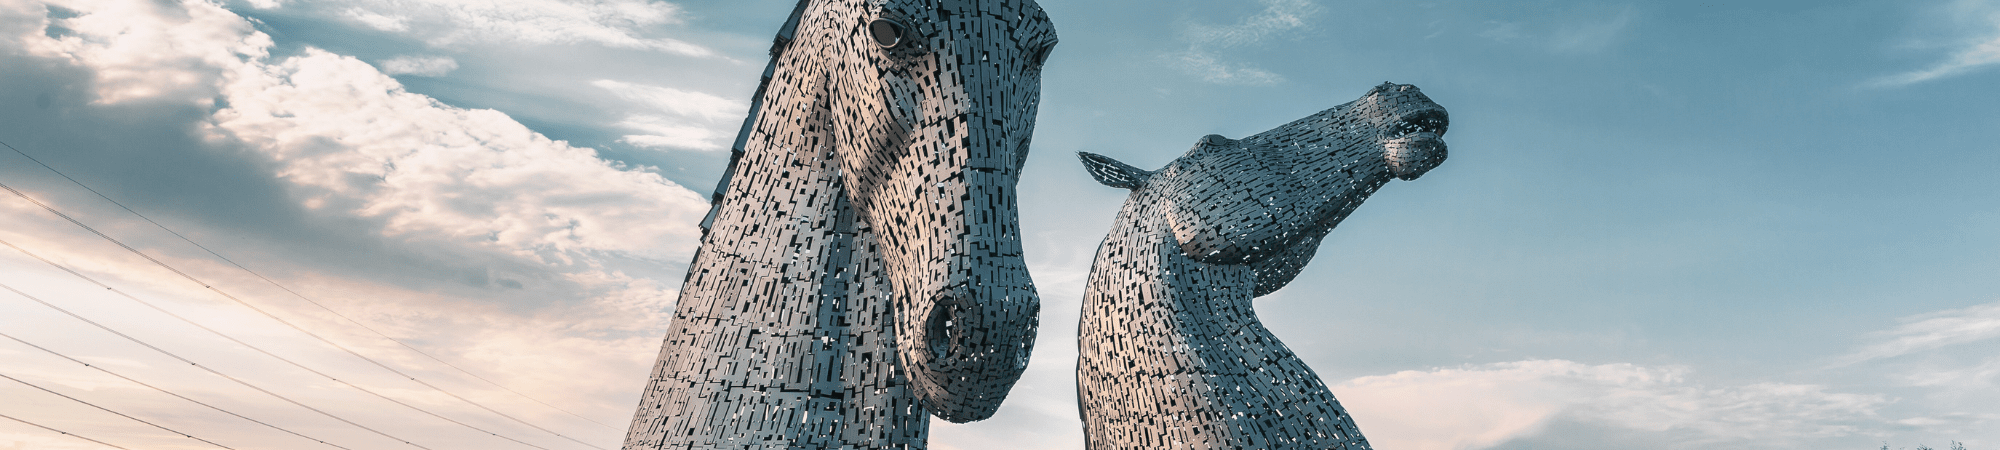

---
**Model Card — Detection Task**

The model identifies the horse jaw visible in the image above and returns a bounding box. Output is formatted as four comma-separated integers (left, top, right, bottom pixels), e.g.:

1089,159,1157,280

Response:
830,0,1053,423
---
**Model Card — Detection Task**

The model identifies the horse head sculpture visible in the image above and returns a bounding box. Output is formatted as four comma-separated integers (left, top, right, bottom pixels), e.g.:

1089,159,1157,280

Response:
1071,83,1447,449
827,0,1056,421
1082,82,1446,292
625,1,1055,447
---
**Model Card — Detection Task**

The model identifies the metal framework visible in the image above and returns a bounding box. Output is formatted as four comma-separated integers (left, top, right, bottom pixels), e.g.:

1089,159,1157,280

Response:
1074,83,1449,450
622,0,1056,448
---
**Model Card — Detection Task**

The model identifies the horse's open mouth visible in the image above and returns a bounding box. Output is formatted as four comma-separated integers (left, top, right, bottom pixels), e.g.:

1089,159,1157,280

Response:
1391,108,1449,138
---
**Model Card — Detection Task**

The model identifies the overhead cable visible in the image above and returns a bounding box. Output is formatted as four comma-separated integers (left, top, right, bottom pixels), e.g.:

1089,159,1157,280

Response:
0,411,135,450
0,281,437,450
0,371,236,449
0,243,560,450
0,330,354,450
2,137,622,433
0,183,580,450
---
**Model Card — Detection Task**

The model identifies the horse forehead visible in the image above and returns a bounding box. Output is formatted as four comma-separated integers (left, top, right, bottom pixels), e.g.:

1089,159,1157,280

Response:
884,0,1051,26
937,0,1048,15
1369,89,1441,115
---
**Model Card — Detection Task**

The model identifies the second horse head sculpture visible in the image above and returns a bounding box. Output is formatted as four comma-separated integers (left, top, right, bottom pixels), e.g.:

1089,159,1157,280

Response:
625,0,1056,448
1075,83,1448,449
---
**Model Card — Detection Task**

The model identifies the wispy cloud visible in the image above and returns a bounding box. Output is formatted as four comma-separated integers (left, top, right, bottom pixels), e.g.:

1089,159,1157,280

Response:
592,80,743,122
1478,4,1637,54
593,79,745,152
376,55,458,76
328,0,711,56
1337,360,1887,450
1901,356,2000,389
1838,300,2000,365
610,115,727,151
1166,0,1321,86
1872,0,2000,87
1549,5,1636,54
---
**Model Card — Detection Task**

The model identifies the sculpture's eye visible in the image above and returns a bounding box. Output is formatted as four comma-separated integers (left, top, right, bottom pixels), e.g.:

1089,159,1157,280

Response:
869,18,906,48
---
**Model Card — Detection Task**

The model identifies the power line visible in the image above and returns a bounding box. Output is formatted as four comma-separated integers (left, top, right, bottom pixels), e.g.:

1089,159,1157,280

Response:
0,371,236,449
0,411,135,450
0,185,580,450
0,241,555,450
0,281,437,450
2,137,623,433
0,330,354,450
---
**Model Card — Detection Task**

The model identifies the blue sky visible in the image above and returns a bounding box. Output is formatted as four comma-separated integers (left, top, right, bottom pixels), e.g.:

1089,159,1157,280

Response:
2,0,1998,449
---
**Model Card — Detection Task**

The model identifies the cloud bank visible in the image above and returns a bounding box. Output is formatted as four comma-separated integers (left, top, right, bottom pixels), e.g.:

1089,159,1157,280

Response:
2,0,711,446
1338,360,1886,450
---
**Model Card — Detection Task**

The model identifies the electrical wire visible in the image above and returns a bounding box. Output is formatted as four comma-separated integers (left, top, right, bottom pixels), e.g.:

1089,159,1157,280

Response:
4,141,612,450
2,138,623,433
0,183,572,450
0,281,436,450
0,371,236,449
0,330,354,450
0,411,135,450
0,242,552,450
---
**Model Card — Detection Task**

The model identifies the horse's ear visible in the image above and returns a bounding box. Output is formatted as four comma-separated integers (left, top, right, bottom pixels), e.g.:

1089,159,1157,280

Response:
1077,152,1151,190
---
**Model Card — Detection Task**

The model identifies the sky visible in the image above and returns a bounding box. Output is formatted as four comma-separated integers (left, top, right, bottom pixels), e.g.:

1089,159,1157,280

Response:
1,0,1998,449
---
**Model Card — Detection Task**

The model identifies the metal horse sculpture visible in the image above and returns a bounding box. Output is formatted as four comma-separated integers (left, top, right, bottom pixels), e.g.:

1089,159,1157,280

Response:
1073,83,1448,450
623,0,1055,448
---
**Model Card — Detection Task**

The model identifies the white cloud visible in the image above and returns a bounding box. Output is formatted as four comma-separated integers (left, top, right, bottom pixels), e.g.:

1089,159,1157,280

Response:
25,0,271,104
1874,1,2000,87
327,0,711,56
4,2,715,446
1166,0,1321,86
593,79,745,152
343,7,408,32
1840,300,2000,364
376,55,457,76
612,115,727,151
1336,360,1887,450
592,79,743,122
22,0,711,292
12,0,716,304
209,50,709,260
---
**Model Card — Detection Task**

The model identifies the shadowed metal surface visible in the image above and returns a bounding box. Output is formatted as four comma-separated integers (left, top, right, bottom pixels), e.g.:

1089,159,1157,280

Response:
1075,83,1448,450
622,0,1055,448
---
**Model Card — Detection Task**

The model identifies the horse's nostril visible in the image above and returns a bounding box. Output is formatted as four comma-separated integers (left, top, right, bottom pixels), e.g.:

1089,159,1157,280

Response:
926,310,949,361
925,295,965,362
